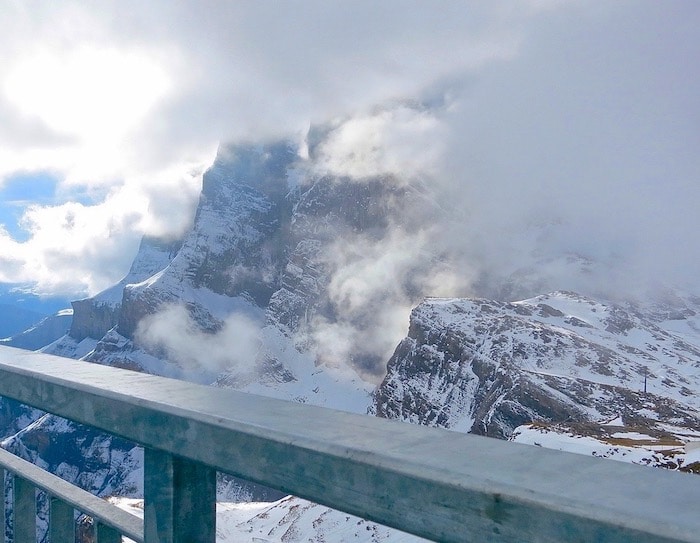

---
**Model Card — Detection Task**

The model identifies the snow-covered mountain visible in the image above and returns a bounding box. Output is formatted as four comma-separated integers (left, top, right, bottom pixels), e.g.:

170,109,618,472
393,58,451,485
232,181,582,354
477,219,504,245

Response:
3,138,700,541
2,139,435,512
113,496,428,543
0,309,72,350
45,236,181,357
373,291,700,444
40,138,442,405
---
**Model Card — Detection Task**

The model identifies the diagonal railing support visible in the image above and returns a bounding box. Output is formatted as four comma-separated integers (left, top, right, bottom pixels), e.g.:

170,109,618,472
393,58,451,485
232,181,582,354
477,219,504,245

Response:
0,447,143,543
144,448,216,543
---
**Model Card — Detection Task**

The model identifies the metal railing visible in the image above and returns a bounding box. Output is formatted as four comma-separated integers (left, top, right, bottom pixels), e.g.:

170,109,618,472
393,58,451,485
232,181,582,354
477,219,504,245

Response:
0,447,142,542
0,344,699,542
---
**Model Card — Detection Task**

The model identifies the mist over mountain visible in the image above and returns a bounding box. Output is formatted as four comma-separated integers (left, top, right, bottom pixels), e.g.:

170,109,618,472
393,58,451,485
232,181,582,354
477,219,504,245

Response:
44,110,696,387
1,122,699,541
0,3,699,541
44,122,456,384
1,2,698,305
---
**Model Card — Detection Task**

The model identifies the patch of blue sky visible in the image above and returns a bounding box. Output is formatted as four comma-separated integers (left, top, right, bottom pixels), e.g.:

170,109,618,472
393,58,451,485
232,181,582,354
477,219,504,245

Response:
0,172,99,242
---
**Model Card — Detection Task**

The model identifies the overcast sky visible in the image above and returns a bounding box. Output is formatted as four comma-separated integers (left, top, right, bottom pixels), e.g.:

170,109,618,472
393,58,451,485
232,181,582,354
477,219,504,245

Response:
0,1,698,300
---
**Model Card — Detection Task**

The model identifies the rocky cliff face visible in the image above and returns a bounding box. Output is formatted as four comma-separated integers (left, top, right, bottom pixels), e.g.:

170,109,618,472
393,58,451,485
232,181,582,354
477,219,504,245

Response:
67,237,181,342
373,292,700,438
116,143,296,339
68,138,437,389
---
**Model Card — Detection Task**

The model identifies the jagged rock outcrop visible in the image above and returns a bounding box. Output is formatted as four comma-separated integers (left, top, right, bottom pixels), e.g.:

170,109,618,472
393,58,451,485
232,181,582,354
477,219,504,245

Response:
69,300,119,342
373,292,700,438
1,415,142,497
86,138,436,382
117,143,295,338
267,175,424,337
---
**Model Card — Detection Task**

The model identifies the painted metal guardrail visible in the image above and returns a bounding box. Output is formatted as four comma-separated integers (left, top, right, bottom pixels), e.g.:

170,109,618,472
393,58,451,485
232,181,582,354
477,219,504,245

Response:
0,345,699,542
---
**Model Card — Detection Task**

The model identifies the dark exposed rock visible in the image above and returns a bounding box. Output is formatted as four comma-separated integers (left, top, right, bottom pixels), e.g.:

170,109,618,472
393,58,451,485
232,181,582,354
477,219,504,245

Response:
69,300,119,342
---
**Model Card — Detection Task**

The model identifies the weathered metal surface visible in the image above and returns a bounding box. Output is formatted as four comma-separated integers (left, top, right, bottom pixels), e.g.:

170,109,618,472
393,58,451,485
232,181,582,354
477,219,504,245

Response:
13,476,35,543
144,448,216,543
0,447,142,542
0,345,699,543
50,495,75,543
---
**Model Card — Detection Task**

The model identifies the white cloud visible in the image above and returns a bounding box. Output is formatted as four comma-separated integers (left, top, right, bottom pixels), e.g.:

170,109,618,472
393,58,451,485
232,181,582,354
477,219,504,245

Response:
0,0,698,306
431,0,700,299
307,221,463,377
312,106,446,180
0,1,527,296
135,304,262,378
0,171,203,296
3,47,170,146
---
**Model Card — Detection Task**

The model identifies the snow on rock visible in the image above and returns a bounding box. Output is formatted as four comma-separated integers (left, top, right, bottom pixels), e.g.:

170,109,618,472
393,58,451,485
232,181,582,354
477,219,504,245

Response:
40,334,98,359
374,292,700,438
66,237,180,342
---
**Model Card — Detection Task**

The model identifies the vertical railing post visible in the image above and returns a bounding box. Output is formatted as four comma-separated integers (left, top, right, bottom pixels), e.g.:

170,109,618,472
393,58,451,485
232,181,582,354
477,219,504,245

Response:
1,469,5,543
96,522,122,543
49,496,74,543
144,448,216,543
13,476,35,543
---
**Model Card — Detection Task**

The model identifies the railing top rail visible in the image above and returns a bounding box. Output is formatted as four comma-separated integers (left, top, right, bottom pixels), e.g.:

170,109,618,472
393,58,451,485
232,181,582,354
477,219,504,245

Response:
0,345,699,543
0,447,144,542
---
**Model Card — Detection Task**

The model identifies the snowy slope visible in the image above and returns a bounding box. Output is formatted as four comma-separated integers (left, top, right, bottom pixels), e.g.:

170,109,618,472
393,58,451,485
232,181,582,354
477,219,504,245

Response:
512,420,700,474
113,495,428,543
